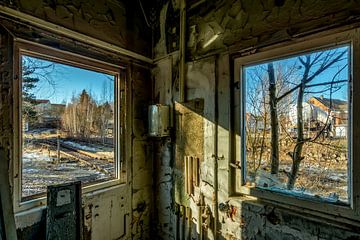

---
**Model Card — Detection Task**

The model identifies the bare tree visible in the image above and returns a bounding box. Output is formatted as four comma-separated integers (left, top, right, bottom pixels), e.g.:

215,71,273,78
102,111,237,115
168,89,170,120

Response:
62,87,114,144
22,57,55,128
246,68,269,178
268,63,280,174
95,102,113,144
62,90,97,139
285,50,347,190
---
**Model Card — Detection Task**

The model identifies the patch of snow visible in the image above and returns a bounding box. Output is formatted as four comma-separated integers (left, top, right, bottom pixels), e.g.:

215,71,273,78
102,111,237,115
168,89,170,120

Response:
25,128,55,134
328,174,347,182
63,141,97,152
22,169,40,174
255,170,285,188
253,169,349,204
23,152,53,162
21,147,115,198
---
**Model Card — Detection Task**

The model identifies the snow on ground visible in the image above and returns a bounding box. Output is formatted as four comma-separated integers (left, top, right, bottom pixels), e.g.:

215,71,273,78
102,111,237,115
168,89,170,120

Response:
251,168,348,204
25,128,55,134
22,150,113,198
328,173,347,182
63,140,98,152
62,140,114,159
23,151,53,162
21,128,115,198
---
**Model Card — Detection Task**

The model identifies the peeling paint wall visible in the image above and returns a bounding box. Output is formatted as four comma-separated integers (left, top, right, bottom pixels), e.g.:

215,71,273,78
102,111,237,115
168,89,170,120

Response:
154,0,360,60
0,25,17,240
131,65,153,240
3,0,360,239
153,0,360,239
1,0,152,57
0,1,153,239
186,0,360,58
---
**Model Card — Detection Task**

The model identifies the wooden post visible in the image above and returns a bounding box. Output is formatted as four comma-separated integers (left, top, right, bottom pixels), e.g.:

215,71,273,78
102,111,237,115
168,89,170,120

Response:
188,157,193,195
57,129,60,162
0,148,17,240
193,157,200,187
184,156,188,194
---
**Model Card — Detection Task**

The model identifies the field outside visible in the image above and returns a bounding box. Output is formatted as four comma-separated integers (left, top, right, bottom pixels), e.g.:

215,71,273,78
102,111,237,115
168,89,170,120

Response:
244,45,350,203
21,55,117,199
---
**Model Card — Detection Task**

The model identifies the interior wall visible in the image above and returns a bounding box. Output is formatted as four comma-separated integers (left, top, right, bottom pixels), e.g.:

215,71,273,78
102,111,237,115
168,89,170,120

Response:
0,25,17,240
0,1,153,239
2,0,360,239
1,0,152,57
130,65,153,240
152,0,360,239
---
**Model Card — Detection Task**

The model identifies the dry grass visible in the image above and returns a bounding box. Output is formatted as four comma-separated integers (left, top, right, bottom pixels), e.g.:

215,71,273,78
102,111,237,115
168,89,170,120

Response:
247,135,348,203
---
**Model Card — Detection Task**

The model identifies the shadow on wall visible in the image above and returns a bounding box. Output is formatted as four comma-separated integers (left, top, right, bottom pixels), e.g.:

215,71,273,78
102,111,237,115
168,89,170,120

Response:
16,211,46,240
153,68,360,239
180,198,360,239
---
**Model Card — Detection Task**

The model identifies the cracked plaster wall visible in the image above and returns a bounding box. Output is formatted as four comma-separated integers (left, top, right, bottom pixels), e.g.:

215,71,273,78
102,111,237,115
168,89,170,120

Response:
187,0,360,58
131,65,153,240
153,0,360,239
1,0,152,57
0,1,153,239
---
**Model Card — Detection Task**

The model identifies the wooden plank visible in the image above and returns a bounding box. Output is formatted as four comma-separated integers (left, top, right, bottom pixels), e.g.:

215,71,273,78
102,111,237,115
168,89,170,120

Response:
188,157,193,195
184,156,188,194
194,157,200,187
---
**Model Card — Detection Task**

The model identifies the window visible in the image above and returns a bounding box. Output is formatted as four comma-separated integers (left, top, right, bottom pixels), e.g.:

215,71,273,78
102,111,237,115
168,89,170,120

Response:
14,41,125,208
232,29,360,221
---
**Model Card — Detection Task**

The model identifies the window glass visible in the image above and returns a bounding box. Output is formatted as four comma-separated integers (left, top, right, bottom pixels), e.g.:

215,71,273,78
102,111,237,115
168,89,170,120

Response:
243,45,350,204
21,55,116,200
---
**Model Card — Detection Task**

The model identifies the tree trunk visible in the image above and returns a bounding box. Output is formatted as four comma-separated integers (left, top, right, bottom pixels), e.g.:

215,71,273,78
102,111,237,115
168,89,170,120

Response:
287,82,305,189
268,63,279,174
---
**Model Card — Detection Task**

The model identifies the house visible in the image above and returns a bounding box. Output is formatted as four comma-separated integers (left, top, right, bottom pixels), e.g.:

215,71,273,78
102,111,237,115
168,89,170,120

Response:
308,96,348,137
33,99,50,124
308,96,348,126
286,96,348,138
32,99,65,128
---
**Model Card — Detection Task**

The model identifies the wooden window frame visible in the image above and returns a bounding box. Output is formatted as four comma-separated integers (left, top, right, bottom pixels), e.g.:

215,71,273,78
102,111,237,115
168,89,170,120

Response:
231,28,360,224
13,39,126,212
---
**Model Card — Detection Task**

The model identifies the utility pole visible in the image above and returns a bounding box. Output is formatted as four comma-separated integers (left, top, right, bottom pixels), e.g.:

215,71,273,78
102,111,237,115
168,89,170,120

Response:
57,128,60,162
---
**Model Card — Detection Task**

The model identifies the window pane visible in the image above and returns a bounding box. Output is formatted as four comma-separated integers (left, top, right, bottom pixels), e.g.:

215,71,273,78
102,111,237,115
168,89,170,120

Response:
243,45,350,204
21,55,116,200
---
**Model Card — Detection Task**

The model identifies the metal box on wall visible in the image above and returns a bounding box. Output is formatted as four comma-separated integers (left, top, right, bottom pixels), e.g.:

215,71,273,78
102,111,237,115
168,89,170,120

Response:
46,181,82,240
148,104,170,137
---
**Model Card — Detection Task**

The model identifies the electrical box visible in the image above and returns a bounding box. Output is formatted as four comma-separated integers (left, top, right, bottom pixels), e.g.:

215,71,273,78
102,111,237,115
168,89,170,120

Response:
148,104,170,137
46,181,82,240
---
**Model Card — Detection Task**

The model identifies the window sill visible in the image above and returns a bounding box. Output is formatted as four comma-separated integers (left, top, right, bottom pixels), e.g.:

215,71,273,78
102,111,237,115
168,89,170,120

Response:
230,189,360,229
14,179,126,213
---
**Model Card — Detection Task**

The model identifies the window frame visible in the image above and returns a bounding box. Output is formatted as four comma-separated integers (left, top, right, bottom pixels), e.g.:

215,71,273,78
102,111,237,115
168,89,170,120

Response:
231,28,360,222
13,39,126,212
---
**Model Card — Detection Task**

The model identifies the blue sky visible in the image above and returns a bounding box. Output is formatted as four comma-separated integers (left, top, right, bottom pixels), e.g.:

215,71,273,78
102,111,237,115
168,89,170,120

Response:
244,45,350,112
22,55,115,104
